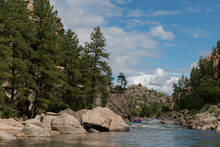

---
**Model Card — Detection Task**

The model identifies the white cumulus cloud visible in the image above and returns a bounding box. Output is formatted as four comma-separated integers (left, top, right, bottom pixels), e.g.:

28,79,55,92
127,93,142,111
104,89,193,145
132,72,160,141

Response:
150,25,175,40
128,68,179,95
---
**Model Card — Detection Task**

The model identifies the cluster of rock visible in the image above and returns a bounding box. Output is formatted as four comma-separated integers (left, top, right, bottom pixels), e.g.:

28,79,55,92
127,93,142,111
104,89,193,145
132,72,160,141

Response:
0,107,129,140
123,84,174,110
159,105,220,131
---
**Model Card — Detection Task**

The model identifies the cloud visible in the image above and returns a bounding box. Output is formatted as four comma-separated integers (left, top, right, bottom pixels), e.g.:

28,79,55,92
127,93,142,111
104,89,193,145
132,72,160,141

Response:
174,25,211,39
187,6,200,13
126,19,160,28
147,10,180,16
164,43,176,47
128,10,145,17
150,25,175,40
183,2,201,13
103,27,159,74
216,4,220,8
50,0,122,28
189,29,211,39
128,9,180,17
128,68,179,95
116,0,132,4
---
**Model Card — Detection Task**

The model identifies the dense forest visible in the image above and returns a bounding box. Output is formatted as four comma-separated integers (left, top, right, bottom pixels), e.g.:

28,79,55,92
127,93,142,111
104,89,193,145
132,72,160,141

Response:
0,0,112,118
173,40,220,111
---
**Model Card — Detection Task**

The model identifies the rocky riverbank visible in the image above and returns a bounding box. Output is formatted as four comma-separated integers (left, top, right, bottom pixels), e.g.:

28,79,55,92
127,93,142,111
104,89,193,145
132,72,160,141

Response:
158,105,220,131
0,107,129,140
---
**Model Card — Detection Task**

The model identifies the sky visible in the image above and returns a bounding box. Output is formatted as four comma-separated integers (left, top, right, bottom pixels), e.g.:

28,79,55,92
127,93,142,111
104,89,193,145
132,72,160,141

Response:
50,0,220,95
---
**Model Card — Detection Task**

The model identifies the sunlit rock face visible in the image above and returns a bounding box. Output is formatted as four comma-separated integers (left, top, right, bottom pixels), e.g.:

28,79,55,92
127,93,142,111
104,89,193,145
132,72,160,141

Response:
82,107,129,132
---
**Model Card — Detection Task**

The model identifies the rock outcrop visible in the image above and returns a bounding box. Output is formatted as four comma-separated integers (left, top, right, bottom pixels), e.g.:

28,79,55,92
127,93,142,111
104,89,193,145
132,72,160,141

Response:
159,105,220,131
82,107,129,132
108,93,131,121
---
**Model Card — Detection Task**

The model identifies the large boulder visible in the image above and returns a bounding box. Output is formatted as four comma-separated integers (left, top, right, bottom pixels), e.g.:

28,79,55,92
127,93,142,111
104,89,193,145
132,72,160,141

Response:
107,93,131,121
75,109,88,123
59,108,75,116
51,113,86,134
82,107,129,132
23,118,41,127
0,118,23,135
41,115,57,131
0,118,24,128
193,112,218,130
17,124,51,137
0,131,16,140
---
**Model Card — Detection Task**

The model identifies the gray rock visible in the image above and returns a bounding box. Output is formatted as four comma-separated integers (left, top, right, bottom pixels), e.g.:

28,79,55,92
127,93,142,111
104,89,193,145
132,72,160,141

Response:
0,131,16,140
42,115,57,131
107,93,131,121
75,109,88,123
24,118,42,127
59,108,75,116
17,124,51,137
46,112,59,116
88,128,100,133
51,113,86,134
82,107,129,132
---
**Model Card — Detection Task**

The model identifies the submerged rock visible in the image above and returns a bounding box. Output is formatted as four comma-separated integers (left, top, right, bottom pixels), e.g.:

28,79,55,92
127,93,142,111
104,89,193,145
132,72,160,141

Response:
82,107,129,132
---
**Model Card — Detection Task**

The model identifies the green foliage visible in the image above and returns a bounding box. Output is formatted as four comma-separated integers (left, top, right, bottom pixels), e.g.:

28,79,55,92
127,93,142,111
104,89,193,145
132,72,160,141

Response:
116,72,127,93
173,40,220,111
0,1,112,118
140,103,165,117
83,26,112,109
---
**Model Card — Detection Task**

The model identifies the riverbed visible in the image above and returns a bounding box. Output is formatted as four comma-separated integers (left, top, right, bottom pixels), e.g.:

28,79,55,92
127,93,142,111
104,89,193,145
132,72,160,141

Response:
0,119,220,147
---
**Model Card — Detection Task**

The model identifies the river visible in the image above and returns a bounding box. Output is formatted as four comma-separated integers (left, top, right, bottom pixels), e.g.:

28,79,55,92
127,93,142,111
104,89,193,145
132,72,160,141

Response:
0,119,220,147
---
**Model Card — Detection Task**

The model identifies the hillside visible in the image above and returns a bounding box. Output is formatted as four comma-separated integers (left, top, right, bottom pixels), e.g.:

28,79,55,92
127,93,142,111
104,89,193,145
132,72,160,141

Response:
173,40,220,110
108,84,173,118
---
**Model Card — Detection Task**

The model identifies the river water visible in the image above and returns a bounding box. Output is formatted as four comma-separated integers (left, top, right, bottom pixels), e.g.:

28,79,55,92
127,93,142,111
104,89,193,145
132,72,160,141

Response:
0,119,220,147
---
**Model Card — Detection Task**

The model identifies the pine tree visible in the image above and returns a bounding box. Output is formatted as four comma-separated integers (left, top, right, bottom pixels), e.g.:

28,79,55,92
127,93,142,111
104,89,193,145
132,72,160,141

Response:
0,0,37,117
117,72,127,93
61,29,84,110
31,0,65,117
190,67,200,88
84,26,112,109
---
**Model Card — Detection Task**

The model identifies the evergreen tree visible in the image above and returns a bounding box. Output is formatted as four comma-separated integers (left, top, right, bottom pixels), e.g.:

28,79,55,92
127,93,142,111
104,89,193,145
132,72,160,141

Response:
84,26,112,109
190,67,200,88
0,0,36,117
31,0,65,117
61,30,83,110
117,72,127,93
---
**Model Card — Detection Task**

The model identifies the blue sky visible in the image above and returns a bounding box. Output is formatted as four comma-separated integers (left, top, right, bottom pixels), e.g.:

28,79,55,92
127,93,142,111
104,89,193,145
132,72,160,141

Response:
50,0,220,94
